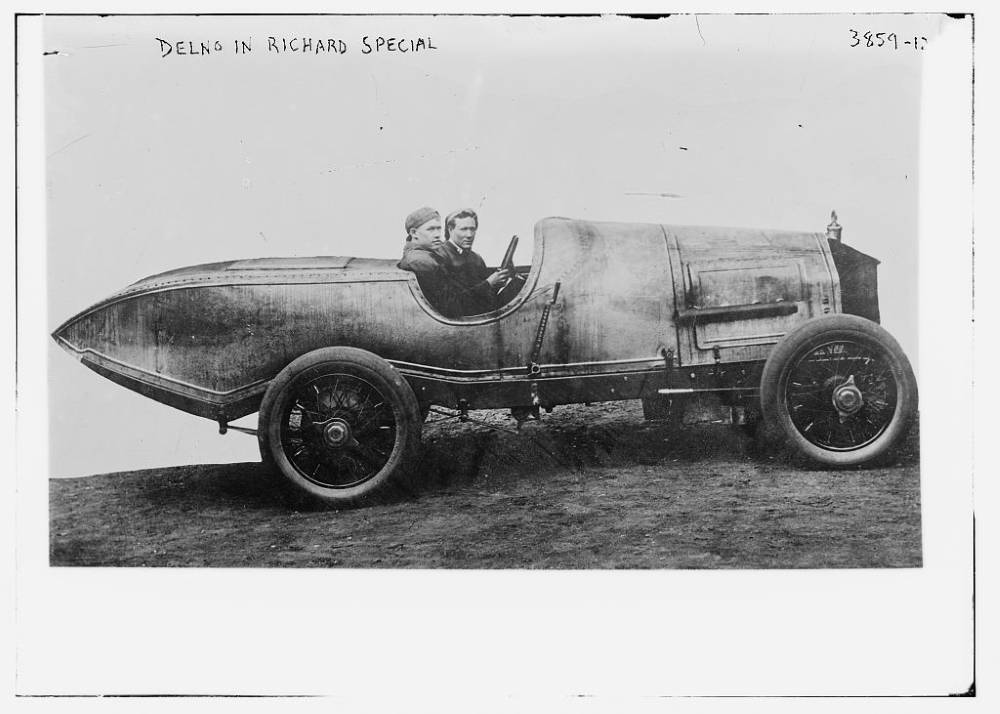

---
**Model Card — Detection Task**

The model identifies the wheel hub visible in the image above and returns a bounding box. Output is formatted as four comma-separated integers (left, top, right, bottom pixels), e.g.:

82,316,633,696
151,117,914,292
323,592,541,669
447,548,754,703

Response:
832,375,864,419
322,418,353,448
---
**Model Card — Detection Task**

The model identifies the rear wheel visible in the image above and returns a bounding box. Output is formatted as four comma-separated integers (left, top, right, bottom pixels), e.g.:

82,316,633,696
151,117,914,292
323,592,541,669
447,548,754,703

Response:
760,315,917,467
258,347,422,505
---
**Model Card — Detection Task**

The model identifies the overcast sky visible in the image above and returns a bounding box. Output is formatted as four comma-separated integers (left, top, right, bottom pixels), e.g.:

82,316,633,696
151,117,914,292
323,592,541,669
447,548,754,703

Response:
42,13,950,477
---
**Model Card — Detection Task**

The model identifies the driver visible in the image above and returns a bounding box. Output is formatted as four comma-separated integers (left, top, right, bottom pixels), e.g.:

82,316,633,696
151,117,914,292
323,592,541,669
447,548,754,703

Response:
440,208,511,315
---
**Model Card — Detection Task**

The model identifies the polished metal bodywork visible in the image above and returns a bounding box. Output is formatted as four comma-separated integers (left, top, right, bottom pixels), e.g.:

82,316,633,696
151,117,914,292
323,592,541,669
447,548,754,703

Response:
53,217,871,423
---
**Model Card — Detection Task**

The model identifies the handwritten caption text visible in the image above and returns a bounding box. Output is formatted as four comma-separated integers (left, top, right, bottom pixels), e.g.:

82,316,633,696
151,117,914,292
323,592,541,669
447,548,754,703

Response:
156,36,438,58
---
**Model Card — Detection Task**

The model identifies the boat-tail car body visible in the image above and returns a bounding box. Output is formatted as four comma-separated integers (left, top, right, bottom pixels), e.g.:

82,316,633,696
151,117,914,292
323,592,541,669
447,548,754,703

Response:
54,215,917,505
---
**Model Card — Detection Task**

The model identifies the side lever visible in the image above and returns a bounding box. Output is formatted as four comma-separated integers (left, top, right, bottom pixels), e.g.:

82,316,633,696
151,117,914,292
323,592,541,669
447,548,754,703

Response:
527,281,561,375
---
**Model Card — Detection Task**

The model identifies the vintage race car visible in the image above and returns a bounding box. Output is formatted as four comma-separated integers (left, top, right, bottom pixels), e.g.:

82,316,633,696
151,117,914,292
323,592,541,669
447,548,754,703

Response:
53,214,918,505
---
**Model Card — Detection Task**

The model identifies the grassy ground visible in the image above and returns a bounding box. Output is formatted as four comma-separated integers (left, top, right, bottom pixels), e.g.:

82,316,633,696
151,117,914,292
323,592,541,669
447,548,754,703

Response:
50,401,921,569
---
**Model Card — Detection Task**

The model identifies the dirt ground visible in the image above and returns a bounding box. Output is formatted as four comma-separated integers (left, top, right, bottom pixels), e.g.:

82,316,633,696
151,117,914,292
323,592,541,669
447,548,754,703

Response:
49,401,921,569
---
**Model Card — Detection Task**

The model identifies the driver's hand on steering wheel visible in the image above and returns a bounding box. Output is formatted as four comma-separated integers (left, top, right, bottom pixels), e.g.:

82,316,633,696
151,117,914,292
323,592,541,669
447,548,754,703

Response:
486,267,512,288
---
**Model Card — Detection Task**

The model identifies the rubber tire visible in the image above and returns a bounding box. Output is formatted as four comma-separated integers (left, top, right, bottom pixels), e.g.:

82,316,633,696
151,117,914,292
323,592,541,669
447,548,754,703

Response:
760,314,917,467
258,347,422,506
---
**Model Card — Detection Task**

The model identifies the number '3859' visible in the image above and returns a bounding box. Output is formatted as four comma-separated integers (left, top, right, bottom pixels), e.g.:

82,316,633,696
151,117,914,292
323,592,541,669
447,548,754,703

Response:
849,30,927,50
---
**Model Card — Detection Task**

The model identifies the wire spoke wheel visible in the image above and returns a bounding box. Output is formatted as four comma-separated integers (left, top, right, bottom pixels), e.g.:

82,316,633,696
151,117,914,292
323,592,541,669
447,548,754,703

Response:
281,373,397,489
784,340,897,451
761,315,917,467
259,348,421,505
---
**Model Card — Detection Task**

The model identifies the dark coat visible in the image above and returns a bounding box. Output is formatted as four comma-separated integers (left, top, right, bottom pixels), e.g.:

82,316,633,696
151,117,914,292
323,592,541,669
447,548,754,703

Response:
439,240,497,315
398,244,468,318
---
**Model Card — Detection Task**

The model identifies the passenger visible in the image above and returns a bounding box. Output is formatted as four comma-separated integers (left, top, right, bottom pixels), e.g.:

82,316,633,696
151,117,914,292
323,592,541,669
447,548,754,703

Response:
400,206,444,258
440,208,511,315
398,207,457,315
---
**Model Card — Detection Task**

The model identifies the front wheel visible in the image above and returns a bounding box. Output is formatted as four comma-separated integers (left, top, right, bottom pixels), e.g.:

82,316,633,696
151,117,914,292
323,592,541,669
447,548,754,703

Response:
760,315,917,467
258,347,422,505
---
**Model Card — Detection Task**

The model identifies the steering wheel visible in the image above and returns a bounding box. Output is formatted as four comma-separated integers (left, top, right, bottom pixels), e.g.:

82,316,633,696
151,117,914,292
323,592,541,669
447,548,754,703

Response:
496,235,525,303
499,235,518,273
